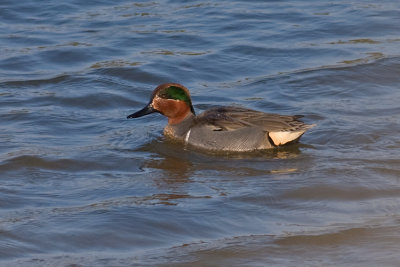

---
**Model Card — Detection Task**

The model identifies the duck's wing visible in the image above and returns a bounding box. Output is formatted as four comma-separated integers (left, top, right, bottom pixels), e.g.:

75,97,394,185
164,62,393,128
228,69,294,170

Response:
197,106,315,145
195,107,253,131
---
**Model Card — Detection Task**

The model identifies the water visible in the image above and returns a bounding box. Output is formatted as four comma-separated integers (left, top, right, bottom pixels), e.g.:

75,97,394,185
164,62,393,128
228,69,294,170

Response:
1,0,400,266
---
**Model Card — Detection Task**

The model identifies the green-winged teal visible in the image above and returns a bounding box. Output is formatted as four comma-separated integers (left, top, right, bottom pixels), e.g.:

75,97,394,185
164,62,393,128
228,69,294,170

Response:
127,83,314,152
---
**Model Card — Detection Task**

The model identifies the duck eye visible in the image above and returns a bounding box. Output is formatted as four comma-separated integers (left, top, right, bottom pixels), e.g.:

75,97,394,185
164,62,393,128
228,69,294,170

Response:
162,86,189,102
158,85,195,115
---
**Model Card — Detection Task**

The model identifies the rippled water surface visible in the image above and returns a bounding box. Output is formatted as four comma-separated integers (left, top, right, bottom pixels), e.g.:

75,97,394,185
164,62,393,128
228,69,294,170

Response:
1,0,400,266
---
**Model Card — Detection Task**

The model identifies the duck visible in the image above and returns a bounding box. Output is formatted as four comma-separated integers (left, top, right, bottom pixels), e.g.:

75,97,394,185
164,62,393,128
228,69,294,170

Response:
127,83,314,152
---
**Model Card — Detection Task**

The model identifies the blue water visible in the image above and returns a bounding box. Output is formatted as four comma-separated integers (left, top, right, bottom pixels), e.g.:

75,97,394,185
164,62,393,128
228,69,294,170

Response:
1,0,400,266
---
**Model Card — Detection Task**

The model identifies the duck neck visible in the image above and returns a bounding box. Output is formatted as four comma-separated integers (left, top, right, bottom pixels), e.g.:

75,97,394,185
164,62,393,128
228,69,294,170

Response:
164,113,195,139
168,110,194,125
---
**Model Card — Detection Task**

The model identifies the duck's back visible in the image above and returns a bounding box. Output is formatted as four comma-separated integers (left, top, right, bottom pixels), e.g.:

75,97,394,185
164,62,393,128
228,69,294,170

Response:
186,106,314,151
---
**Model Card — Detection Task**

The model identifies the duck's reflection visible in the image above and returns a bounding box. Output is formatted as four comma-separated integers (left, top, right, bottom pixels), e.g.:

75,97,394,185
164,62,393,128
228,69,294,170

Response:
138,138,305,186
145,156,193,185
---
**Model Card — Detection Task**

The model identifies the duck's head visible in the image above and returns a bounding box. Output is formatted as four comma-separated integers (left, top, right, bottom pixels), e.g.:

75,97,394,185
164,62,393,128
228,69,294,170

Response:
127,83,195,124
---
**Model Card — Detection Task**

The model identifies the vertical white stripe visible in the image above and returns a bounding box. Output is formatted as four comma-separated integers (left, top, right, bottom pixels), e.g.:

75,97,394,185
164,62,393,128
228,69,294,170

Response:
184,129,191,144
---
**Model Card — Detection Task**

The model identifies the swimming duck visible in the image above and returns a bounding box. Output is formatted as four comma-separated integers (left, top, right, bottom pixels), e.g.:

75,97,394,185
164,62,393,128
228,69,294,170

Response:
127,83,314,152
